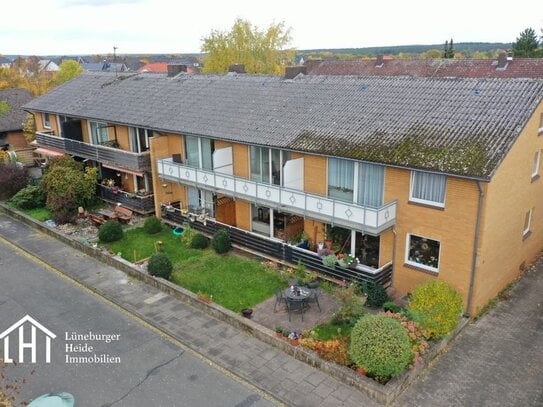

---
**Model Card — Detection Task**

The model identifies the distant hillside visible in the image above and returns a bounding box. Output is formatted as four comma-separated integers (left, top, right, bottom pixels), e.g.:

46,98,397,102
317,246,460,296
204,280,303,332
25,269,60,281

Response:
299,42,511,56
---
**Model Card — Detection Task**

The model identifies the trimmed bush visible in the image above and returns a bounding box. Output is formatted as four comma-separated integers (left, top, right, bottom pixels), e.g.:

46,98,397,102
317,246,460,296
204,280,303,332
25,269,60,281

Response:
147,252,173,280
10,185,45,209
407,280,463,340
98,220,123,243
143,215,162,235
349,315,412,379
212,228,231,254
363,281,390,308
190,233,209,249
0,164,29,200
48,194,77,224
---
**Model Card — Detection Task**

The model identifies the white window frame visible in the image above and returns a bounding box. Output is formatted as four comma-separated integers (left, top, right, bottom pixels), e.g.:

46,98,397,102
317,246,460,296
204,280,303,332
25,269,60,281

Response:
88,121,109,145
531,150,541,179
523,209,532,237
43,112,51,129
409,171,446,208
405,233,441,273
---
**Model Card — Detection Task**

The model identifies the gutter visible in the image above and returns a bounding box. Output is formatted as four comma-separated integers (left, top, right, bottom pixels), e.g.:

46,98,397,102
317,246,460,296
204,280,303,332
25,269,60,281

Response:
465,180,484,317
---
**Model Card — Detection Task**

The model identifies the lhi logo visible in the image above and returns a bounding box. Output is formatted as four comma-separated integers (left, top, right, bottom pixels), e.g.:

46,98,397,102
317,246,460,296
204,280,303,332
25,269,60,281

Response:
0,315,56,363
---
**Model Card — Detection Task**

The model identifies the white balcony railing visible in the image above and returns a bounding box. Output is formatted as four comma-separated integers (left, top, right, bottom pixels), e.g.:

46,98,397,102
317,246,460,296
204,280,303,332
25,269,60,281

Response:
158,158,396,234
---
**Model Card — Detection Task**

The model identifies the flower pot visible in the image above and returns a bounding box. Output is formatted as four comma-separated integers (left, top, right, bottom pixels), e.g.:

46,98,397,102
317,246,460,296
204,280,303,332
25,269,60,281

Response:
356,367,367,376
241,308,253,318
290,339,299,346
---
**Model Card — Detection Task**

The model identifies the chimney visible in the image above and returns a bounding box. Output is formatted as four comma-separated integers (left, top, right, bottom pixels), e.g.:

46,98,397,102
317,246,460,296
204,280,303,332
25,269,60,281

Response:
167,64,187,77
496,52,508,69
228,64,246,74
304,59,323,73
284,66,307,79
375,54,384,67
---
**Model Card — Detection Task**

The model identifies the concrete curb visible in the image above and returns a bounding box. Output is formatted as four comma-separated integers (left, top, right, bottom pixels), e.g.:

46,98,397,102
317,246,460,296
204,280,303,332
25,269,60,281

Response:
0,203,470,405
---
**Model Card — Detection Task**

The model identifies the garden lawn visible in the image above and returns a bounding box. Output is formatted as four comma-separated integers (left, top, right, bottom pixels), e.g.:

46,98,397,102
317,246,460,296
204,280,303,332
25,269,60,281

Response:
102,225,201,264
171,252,285,312
5,202,52,221
311,320,356,341
102,225,285,312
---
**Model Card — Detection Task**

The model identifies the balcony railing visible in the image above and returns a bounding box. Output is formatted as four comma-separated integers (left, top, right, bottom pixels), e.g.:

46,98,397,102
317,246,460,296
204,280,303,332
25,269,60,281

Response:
35,132,151,172
98,184,155,214
158,158,396,234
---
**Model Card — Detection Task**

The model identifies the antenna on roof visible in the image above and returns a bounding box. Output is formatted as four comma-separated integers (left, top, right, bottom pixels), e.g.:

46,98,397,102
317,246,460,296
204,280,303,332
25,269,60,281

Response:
113,45,118,77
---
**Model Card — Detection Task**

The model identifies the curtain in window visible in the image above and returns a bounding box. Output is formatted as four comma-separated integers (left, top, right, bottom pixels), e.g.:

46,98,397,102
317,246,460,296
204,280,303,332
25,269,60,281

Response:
412,171,446,203
250,146,270,183
201,138,213,170
358,163,384,207
185,136,199,168
328,158,354,202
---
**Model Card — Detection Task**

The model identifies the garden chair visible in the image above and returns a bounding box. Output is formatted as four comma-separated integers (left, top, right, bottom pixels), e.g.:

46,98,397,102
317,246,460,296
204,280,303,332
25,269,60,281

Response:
274,288,287,312
287,298,306,322
305,288,322,312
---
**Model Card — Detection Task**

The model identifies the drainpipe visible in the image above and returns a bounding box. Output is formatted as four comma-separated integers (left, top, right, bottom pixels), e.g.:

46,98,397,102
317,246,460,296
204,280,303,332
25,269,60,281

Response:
466,180,484,317
390,226,397,286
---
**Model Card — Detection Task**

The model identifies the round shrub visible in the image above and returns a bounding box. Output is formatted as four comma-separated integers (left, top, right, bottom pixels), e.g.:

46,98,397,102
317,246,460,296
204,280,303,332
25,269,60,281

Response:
98,220,123,242
9,185,45,209
349,315,412,379
407,280,463,339
143,215,162,235
190,233,209,249
0,164,29,200
147,252,172,280
212,228,231,254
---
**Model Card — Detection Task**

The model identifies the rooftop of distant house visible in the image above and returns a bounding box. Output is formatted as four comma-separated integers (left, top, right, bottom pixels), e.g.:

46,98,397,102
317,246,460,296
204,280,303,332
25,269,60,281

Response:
0,88,33,133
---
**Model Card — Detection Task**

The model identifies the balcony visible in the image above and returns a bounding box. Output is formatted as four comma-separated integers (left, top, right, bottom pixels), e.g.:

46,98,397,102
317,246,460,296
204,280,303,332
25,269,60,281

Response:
35,132,151,173
98,184,155,214
158,158,396,234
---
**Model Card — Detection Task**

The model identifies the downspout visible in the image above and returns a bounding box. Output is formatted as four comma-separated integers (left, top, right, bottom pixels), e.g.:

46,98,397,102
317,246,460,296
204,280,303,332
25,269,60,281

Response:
390,226,397,286
466,180,484,317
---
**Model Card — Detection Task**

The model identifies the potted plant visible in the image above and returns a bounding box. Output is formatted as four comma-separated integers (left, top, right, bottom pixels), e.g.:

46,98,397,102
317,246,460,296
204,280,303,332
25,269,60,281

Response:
288,331,300,346
322,254,338,268
275,327,284,338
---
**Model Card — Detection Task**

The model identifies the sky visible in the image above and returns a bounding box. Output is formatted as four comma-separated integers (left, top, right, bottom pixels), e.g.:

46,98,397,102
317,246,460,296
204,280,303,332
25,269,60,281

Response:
1,0,542,56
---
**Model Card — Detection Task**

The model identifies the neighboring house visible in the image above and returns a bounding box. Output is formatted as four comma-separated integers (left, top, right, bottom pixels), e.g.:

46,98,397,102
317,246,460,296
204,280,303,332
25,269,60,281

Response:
82,61,128,72
0,56,12,68
0,88,34,165
38,59,60,72
24,70,543,317
306,53,543,78
137,62,199,74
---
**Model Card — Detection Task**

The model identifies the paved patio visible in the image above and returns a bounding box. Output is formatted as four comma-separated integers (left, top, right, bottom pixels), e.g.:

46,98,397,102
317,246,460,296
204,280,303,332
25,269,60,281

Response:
251,288,340,333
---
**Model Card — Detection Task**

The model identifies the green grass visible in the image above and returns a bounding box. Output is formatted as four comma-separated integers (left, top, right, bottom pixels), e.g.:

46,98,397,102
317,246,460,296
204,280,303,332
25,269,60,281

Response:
5,201,52,221
171,252,285,312
102,225,201,264
102,225,285,312
310,320,356,341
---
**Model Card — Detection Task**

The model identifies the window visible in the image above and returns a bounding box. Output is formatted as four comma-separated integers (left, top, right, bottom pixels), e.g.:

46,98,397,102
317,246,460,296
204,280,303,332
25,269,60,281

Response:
410,171,446,207
250,147,287,185
358,163,384,207
43,113,51,129
532,151,541,180
523,209,532,237
89,121,109,145
129,127,153,153
328,158,354,202
406,234,441,272
251,204,271,236
184,136,214,169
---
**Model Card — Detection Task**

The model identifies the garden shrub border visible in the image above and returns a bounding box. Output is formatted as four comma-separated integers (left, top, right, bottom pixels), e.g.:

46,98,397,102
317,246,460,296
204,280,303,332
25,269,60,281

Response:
0,202,469,406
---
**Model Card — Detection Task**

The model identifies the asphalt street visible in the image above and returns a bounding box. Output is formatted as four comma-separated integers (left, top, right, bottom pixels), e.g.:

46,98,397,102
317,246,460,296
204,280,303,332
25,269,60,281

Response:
0,239,277,407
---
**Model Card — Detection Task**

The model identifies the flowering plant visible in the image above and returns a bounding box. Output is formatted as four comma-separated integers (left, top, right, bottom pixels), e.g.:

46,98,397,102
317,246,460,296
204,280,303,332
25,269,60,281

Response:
337,254,359,268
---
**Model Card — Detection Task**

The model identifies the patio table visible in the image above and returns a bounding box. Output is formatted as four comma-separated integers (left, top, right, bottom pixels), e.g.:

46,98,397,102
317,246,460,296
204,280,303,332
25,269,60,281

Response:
284,286,312,301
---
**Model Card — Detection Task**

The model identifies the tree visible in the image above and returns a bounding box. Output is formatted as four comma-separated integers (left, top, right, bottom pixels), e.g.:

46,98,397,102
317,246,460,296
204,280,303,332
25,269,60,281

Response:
41,156,97,223
512,28,540,57
23,113,36,143
421,49,442,59
54,60,83,86
201,18,294,74
443,38,454,58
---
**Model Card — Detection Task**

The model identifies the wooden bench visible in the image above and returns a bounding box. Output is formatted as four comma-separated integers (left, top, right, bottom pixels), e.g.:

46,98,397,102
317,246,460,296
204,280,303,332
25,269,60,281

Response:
114,205,133,224
88,213,106,227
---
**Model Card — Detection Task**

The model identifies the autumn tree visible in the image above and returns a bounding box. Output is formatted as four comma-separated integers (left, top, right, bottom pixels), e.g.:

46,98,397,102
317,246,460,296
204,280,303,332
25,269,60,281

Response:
54,60,83,86
421,49,442,59
201,18,294,74
23,113,36,143
512,28,540,57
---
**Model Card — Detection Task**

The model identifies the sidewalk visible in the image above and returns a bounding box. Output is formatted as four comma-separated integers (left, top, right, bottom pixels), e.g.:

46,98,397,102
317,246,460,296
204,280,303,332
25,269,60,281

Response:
0,213,378,407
